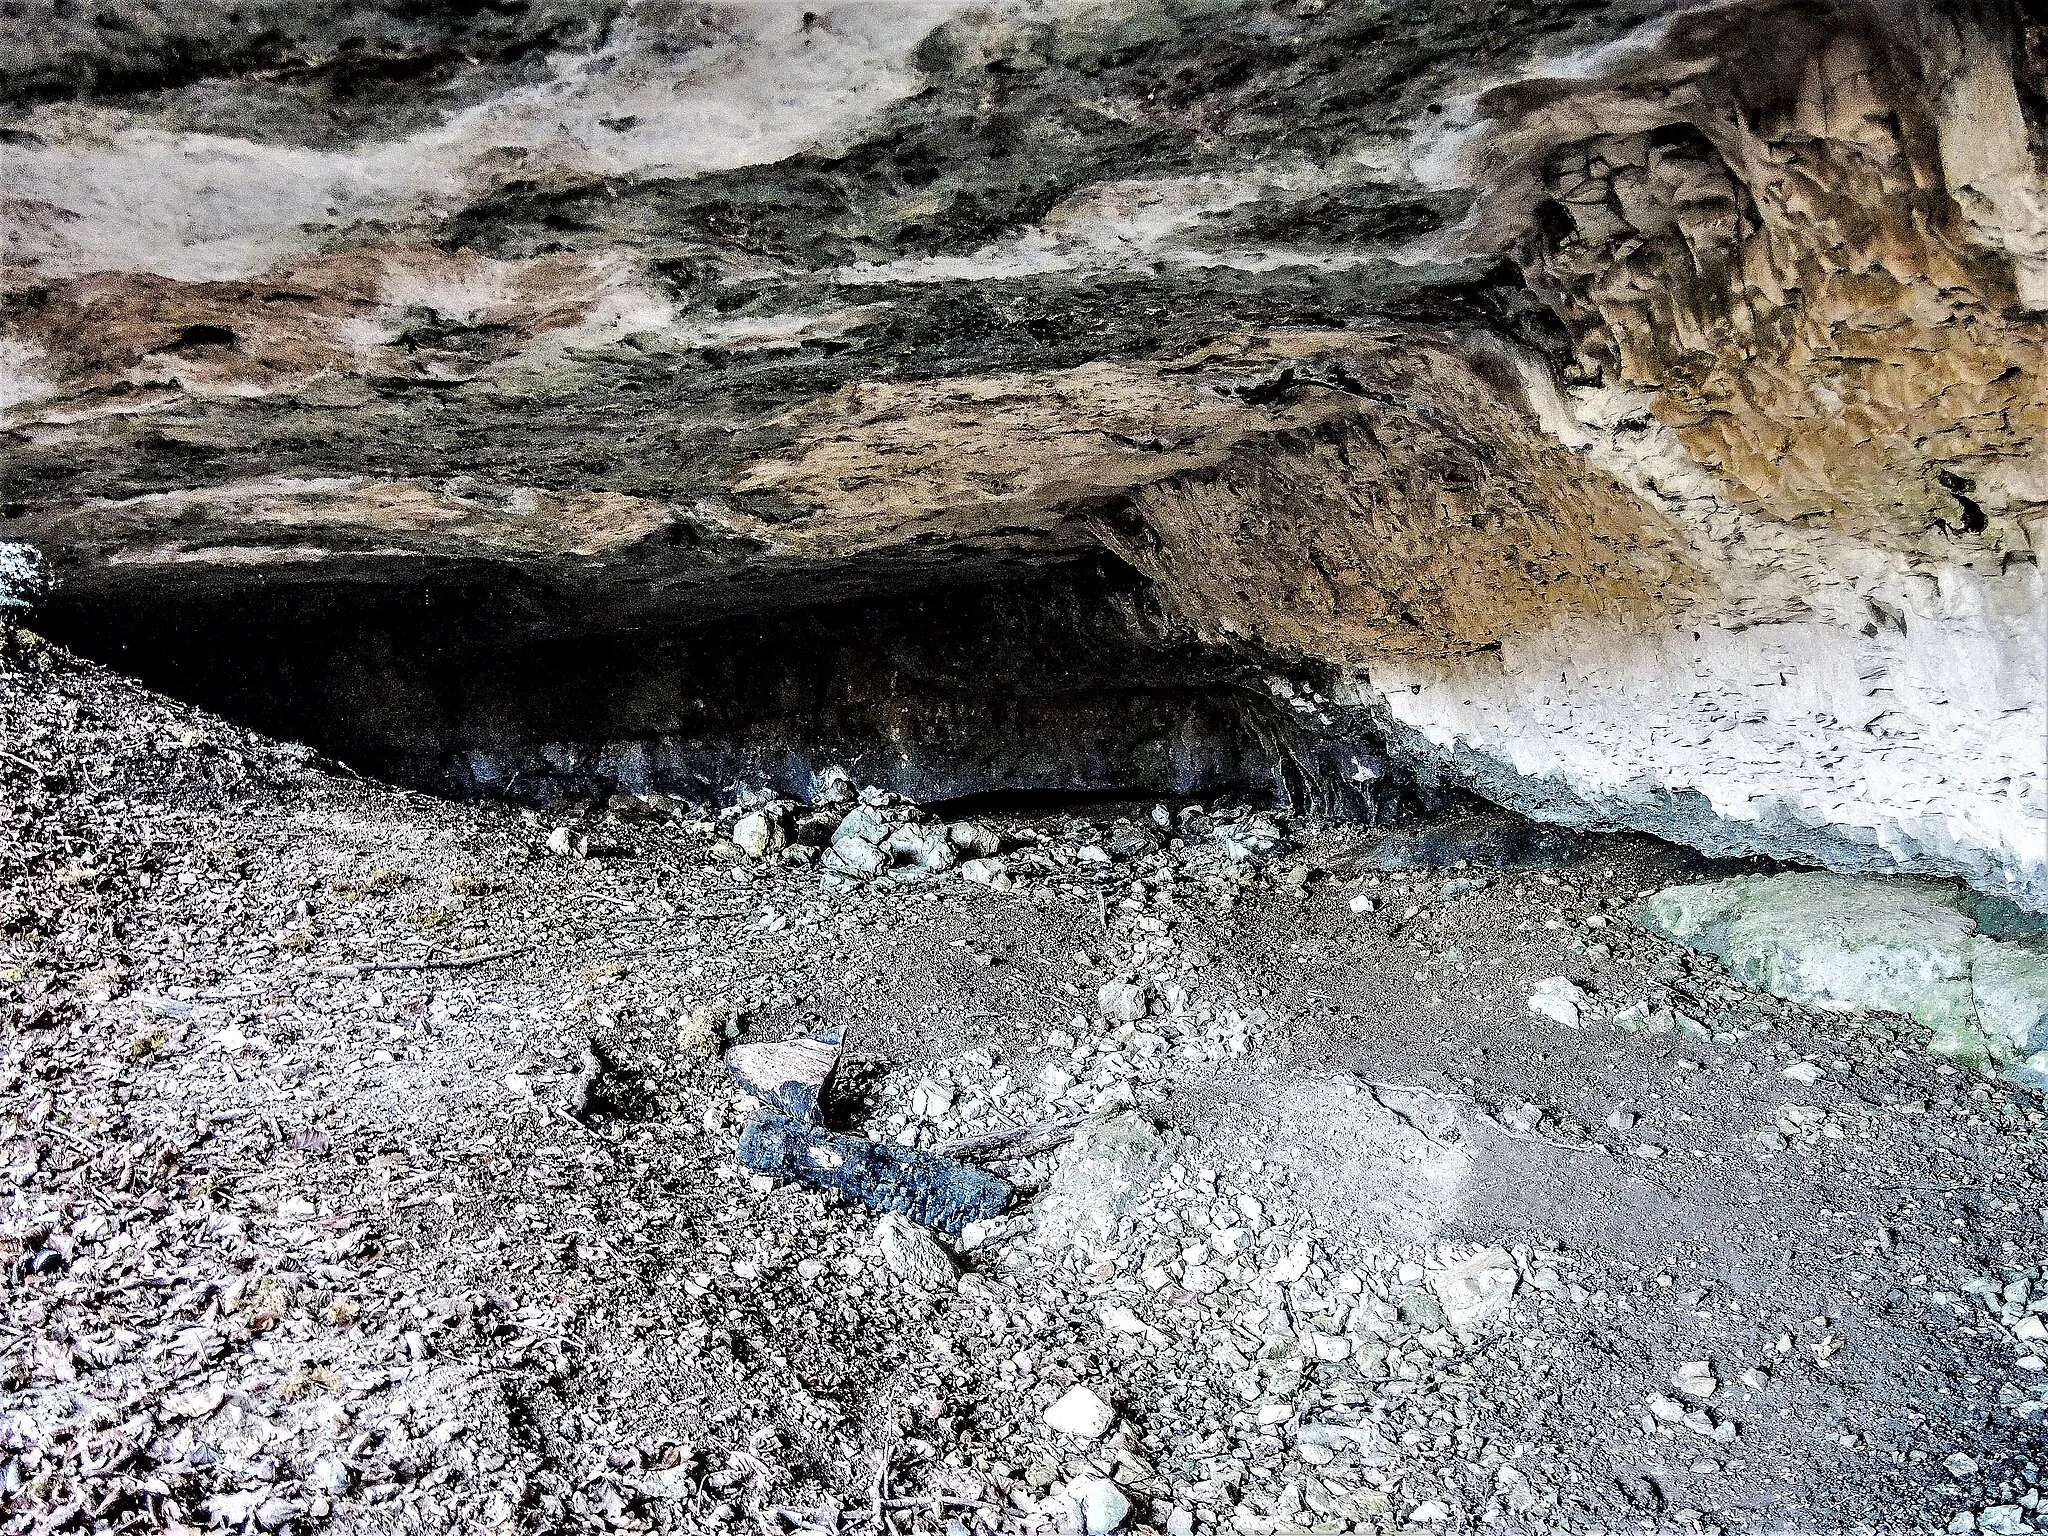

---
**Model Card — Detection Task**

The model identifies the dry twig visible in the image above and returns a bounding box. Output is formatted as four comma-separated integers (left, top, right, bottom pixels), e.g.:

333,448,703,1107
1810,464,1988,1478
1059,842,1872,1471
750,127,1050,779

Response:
317,944,530,978
933,1120,1076,1163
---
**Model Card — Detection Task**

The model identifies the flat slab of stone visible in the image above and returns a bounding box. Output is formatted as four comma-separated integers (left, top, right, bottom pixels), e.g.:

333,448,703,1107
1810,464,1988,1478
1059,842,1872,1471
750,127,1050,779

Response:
1634,872,2048,1078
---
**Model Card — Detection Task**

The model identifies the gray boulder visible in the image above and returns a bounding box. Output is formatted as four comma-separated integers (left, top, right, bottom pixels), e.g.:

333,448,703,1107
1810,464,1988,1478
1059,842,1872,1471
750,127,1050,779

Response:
1635,872,2048,1078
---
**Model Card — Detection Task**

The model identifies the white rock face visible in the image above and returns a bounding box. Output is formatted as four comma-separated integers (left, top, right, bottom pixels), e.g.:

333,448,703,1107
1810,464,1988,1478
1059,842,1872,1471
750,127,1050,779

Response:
1353,555,2047,909
3,4,965,283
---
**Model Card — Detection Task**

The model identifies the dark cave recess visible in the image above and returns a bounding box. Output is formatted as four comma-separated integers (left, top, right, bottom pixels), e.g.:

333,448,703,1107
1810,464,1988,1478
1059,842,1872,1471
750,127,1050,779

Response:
36,557,1421,818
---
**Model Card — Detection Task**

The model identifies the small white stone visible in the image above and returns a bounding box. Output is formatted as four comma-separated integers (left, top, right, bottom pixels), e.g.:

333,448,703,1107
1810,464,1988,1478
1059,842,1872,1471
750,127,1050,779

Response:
1067,1476,1130,1534
1647,1391,1686,1423
1043,1384,1115,1440
1268,1241,1311,1284
1672,1360,1717,1399
1782,1062,1825,1085
910,1081,956,1118
1527,976,1590,1027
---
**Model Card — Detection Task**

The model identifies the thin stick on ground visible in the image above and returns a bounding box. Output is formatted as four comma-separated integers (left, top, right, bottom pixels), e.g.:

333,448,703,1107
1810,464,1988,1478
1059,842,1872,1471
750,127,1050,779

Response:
316,944,530,978
933,1119,1076,1163
1361,1085,1466,1154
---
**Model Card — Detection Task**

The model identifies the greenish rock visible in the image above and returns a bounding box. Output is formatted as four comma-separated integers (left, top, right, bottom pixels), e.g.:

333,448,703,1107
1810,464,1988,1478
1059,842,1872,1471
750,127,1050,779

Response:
1973,944,2048,1059
1634,873,2048,1079
1035,1111,1176,1254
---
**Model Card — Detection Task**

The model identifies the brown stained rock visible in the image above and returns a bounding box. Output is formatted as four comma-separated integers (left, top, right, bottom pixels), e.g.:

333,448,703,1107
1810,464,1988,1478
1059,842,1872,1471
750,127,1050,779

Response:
6,245,628,414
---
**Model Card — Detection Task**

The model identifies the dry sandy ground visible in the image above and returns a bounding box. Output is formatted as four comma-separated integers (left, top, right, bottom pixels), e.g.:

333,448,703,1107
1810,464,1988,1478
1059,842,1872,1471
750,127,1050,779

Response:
4,633,2046,1536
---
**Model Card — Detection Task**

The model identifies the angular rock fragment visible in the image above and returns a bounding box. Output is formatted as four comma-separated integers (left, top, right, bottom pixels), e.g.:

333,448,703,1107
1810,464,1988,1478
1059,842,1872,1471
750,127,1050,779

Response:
1096,980,1152,1023
1430,1248,1518,1330
1106,823,1164,860
877,1212,956,1290
831,806,889,848
1215,812,1287,863
724,1025,843,1121
821,836,888,881
735,1111,1011,1236
885,822,957,875
1672,1360,1718,1399
960,855,1012,889
732,809,787,859
1062,1474,1131,1534
1526,976,1590,1027
1043,1384,1116,1440
948,820,1003,858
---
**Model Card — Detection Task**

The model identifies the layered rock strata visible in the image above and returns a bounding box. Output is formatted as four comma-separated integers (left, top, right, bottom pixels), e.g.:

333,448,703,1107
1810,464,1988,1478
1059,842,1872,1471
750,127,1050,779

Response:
3,0,2042,901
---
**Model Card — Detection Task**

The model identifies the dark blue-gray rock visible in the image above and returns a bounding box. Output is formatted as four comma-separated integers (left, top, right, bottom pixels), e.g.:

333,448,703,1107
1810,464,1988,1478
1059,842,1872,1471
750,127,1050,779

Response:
1215,812,1288,864
736,1111,1012,1236
1106,823,1165,860
1368,818,1586,872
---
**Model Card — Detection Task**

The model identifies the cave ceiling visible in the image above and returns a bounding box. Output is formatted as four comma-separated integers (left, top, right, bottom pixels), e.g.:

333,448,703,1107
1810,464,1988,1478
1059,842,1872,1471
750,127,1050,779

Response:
1,0,2043,904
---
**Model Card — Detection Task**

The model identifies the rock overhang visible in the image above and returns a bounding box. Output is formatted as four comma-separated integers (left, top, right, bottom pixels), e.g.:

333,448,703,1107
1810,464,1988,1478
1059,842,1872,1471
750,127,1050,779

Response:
2,0,2042,905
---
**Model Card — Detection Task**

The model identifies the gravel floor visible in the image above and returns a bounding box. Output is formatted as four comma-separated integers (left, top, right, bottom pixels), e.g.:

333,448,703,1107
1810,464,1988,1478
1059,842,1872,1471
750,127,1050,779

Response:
4,633,2045,1536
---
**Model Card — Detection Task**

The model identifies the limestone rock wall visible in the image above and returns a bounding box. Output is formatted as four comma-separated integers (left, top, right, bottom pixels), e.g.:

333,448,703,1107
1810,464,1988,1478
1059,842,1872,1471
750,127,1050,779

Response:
2,0,2042,903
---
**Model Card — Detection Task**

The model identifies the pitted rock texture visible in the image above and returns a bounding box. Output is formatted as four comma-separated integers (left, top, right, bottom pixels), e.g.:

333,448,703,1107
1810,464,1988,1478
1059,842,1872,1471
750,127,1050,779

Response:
2,0,2043,903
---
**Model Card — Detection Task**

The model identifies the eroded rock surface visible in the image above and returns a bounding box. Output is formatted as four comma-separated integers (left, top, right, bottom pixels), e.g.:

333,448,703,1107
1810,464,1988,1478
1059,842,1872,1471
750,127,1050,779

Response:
3,0,2042,901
